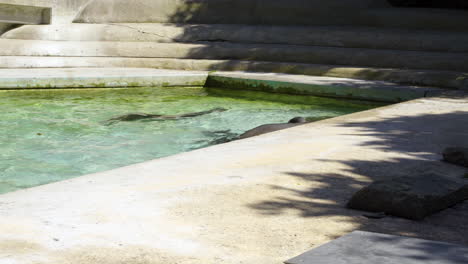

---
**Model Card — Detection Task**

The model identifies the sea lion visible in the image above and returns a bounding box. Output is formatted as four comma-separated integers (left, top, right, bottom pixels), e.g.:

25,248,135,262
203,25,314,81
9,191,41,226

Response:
288,117,307,123
239,117,307,139
105,107,227,125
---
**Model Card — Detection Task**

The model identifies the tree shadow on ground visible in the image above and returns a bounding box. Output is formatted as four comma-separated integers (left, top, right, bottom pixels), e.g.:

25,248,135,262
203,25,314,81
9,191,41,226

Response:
248,110,468,248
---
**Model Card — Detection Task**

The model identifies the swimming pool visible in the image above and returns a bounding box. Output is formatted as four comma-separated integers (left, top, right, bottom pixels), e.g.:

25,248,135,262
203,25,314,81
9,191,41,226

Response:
0,86,384,193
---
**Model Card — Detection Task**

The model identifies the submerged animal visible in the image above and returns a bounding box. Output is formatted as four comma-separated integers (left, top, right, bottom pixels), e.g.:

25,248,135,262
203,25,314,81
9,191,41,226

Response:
105,107,227,125
239,116,308,139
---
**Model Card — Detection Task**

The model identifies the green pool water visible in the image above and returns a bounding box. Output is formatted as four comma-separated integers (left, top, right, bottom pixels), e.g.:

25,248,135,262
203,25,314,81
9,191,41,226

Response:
0,87,384,194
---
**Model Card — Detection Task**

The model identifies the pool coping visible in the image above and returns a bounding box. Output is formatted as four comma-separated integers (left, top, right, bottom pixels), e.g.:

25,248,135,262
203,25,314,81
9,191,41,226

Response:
0,67,452,103
0,68,208,89
1,68,468,263
207,71,445,103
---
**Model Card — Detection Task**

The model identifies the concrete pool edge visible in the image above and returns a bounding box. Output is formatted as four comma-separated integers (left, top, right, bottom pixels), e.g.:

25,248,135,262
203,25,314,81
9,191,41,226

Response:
0,68,449,104
207,71,445,103
1,91,467,263
0,68,208,89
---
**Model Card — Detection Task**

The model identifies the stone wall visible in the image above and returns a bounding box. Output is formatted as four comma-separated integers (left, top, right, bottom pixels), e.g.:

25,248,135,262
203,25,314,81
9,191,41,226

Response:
0,0,393,24
0,0,90,23
0,1,52,33
74,0,391,24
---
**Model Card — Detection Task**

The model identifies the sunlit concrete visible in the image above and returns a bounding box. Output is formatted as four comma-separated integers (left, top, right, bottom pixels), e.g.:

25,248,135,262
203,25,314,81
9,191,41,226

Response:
0,82,467,263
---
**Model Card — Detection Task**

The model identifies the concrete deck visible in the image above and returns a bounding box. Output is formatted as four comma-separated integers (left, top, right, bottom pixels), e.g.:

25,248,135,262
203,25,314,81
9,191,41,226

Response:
0,72,467,263
286,231,468,264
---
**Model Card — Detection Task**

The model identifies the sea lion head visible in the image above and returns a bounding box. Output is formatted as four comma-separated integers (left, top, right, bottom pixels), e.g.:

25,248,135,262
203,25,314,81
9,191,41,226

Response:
288,117,306,123
213,107,228,112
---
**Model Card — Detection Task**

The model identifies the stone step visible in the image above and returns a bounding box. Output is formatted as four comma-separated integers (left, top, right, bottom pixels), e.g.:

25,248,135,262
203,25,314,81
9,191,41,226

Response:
4,23,468,52
73,0,468,31
1,39,467,72
0,67,440,103
206,71,442,103
1,56,466,90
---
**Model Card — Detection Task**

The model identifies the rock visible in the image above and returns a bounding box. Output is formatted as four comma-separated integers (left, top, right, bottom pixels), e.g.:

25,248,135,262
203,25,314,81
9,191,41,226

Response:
347,173,468,220
443,147,468,168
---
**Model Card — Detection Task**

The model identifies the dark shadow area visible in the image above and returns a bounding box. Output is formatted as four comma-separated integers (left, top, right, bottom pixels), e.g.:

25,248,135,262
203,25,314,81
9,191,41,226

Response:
0,23,22,36
167,0,363,26
159,0,468,86
388,0,468,9
247,110,468,249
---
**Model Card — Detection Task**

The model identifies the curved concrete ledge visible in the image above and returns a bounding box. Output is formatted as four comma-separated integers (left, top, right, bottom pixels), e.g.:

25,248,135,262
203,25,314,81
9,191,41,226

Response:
0,92,467,263
0,57,466,90
0,22,18,35
0,68,443,103
207,72,441,103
